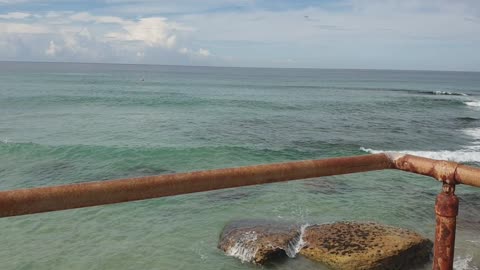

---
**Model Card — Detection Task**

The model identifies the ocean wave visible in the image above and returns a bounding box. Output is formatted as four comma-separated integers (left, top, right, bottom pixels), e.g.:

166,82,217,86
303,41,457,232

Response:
456,117,479,122
464,101,480,108
463,127,480,141
360,147,480,163
432,90,468,96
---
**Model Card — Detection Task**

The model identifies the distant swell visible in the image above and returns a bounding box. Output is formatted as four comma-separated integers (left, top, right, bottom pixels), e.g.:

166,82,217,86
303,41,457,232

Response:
360,147,480,163
456,117,479,122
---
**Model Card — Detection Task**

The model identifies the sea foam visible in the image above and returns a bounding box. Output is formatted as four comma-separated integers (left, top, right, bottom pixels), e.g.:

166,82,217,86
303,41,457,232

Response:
360,147,480,163
433,90,468,96
465,101,480,108
225,231,259,263
224,223,309,263
463,128,480,142
285,224,309,258
453,255,479,270
360,126,480,163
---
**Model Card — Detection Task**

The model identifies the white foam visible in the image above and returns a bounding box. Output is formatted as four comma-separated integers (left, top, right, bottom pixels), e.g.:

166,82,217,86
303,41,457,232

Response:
384,152,406,161
434,90,468,96
225,224,310,262
453,255,479,270
360,147,480,163
465,101,480,108
285,224,309,258
463,128,480,141
225,231,259,263
467,239,480,246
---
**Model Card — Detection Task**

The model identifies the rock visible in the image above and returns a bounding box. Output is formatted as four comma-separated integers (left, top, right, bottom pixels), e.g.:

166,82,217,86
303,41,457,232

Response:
218,219,303,264
300,221,433,270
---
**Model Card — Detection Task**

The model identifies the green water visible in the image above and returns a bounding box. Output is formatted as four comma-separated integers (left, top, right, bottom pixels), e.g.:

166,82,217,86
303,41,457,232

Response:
0,62,479,269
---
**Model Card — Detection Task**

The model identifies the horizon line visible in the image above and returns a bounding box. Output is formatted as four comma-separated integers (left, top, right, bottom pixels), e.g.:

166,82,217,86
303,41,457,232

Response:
1,60,479,73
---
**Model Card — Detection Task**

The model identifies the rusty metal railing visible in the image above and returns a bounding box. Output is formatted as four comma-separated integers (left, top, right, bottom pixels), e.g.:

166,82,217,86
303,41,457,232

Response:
1,153,479,270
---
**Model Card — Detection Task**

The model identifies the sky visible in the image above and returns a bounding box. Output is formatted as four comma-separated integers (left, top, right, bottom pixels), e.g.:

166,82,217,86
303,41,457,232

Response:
0,0,479,71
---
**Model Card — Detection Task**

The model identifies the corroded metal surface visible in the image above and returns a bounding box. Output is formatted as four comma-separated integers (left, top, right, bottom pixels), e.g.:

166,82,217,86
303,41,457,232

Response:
0,153,392,217
393,155,458,184
433,183,459,270
393,154,480,187
454,164,480,187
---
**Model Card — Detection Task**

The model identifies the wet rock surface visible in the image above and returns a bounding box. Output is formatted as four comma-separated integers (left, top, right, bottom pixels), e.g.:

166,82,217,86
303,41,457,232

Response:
218,219,303,264
219,220,432,269
300,221,433,270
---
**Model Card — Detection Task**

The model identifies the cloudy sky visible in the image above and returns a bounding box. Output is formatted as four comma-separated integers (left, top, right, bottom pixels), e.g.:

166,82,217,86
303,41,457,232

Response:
1,0,479,70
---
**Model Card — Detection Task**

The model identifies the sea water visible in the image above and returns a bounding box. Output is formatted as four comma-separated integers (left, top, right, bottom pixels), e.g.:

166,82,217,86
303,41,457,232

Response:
0,62,479,269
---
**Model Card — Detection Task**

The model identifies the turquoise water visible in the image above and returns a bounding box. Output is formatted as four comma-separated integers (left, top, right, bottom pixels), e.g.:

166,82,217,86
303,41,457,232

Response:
0,62,479,269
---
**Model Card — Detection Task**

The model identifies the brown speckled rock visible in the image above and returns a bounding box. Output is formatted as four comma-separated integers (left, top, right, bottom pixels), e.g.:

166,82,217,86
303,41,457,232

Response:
218,220,301,264
300,222,432,270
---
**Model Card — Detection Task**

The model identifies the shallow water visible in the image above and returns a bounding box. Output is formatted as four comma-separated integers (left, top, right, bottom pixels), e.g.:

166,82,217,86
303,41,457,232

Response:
0,62,479,269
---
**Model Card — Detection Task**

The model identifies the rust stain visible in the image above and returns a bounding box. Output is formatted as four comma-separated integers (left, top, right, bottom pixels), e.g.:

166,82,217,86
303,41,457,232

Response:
433,183,458,270
0,153,393,217
393,155,459,184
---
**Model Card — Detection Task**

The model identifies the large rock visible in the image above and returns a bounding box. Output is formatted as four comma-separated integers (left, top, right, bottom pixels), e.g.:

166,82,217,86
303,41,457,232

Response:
218,219,303,264
300,221,433,270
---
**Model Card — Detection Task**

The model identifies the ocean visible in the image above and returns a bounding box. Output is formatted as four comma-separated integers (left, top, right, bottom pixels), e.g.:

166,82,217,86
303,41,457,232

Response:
0,62,479,269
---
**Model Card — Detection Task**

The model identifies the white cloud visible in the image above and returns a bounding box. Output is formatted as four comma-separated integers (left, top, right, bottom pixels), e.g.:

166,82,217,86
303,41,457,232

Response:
106,17,190,48
0,0,29,4
78,27,91,39
69,12,127,24
0,11,211,64
0,12,31,19
178,47,211,57
0,22,50,34
45,40,60,56
178,47,189,54
0,0,479,69
197,48,210,57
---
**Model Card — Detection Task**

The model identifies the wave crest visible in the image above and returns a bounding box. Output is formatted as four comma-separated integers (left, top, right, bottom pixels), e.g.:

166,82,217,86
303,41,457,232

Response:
360,147,480,163
465,101,480,108
433,90,468,96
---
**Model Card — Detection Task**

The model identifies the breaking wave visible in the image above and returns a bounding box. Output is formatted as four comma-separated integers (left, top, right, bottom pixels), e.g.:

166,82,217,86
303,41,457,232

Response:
224,223,309,263
285,224,309,258
432,90,468,96
463,127,480,141
225,231,259,263
360,127,480,163
360,147,480,163
465,101,480,108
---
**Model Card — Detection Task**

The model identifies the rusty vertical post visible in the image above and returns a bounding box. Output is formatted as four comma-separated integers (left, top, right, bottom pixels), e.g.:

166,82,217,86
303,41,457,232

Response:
433,182,459,270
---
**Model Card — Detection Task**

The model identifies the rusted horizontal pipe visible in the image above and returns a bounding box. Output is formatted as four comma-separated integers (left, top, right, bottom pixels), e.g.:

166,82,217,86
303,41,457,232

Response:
392,154,480,187
0,153,480,218
0,153,392,218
